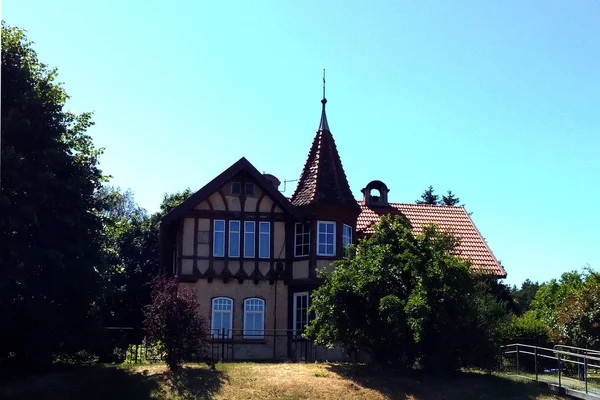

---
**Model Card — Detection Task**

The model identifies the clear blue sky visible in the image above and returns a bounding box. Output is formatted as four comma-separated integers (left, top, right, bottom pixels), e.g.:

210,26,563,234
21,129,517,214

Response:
4,1,599,287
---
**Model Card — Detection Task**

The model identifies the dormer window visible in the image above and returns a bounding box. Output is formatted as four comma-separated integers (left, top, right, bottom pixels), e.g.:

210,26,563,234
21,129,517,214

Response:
231,182,241,195
245,182,255,196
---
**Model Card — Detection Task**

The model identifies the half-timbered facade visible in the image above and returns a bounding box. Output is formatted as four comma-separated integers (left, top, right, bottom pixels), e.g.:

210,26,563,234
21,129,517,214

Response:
159,92,506,361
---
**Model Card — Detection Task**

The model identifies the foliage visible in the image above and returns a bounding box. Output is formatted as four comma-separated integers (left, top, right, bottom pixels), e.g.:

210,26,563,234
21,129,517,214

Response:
529,271,583,332
305,215,505,373
416,185,439,204
497,311,550,345
555,278,600,349
0,23,106,367
510,279,541,315
416,186,462,206
441,190,461,206
97,188,192,359
143,275,208,370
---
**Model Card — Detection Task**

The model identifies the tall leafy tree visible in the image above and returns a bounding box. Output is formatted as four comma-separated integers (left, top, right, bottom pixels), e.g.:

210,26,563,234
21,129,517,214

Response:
305,215,505,372
530,270,583,334
1,24,106,366
510,279,541,315
97,188,192,357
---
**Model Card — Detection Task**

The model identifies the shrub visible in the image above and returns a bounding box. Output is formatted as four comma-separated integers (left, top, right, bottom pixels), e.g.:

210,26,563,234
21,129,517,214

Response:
143,275,209,370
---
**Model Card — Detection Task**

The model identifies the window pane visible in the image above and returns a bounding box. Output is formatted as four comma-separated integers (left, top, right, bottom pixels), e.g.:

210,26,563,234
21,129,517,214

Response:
326,223,334,234
214,232,224,256
214,220,225,231
260,222,270,233
244,221,255,258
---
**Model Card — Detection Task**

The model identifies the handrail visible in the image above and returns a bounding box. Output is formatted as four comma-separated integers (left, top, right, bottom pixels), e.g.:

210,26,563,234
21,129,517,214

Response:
501,342,600,395
554,344,600,356
501,343,600,363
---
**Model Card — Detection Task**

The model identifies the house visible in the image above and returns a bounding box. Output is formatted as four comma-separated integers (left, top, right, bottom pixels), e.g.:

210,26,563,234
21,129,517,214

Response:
159,92,506,361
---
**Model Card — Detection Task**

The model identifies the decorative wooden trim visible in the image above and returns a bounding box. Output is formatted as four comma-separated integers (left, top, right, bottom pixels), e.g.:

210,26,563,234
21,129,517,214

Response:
206,198,214,211
256,193,266,214
207,218,215,277
182,210,287,220
177,220,184,276
217,189,229,212
193,217,198,274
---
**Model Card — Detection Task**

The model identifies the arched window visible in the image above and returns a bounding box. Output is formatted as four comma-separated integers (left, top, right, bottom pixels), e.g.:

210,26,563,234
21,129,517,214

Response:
243,298,265,339
211,297,233,338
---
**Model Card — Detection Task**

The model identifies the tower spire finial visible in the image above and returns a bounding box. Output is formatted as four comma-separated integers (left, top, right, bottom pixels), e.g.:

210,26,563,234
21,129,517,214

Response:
319,69,329,131
322,69,326,100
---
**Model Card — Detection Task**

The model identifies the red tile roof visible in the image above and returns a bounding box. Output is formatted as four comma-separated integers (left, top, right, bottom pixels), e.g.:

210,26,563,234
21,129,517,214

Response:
290,106,358,211
357,201,506,277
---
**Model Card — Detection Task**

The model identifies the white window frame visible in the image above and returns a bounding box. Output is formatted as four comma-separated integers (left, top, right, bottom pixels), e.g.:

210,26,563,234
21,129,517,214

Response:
229,220,240,258
342,224,352,256
293,292,309,337
259,221,270,259
213,219,225,257
244,221,255,258
211,297,233,338
243,298,265,339
294,222,310,257
317,221,336,256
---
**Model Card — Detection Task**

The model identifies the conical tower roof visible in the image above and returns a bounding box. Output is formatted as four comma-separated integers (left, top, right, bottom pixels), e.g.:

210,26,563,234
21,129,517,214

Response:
290,90,358,210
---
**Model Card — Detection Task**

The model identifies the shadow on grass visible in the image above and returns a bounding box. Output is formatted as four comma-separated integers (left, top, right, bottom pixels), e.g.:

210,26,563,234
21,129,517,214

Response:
0,364,225,400
327,364,557,400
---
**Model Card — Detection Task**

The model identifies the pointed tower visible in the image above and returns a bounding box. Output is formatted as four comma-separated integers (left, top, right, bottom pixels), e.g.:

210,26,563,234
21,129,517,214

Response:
290,73,360,279
291,76,360,212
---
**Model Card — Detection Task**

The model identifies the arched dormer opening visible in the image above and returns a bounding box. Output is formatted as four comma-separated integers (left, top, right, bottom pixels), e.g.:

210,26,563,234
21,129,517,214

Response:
361,180,390,207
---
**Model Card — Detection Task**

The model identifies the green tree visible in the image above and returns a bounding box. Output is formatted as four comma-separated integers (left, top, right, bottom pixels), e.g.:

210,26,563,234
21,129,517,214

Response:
441,190,461,206
0,24,106,366
305,215,505,372
530,271,583,332
416,185,439,204
555,273,600,349
97,188,192,358
510,279,541,315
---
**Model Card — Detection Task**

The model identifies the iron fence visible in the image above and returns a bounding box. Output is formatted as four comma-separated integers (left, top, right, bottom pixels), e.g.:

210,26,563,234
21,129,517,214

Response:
501,343,600,397
125,329,350,364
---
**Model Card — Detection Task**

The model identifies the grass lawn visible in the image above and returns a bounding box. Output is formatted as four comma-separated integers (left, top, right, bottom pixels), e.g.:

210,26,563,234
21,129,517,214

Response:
0,362,565,400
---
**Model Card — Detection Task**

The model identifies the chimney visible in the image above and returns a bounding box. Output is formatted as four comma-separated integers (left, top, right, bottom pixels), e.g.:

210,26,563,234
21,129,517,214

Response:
263,174,281,190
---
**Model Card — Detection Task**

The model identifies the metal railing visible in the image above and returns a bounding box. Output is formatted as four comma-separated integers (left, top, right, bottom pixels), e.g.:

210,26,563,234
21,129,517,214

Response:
209,329,322,362
501,343,600,396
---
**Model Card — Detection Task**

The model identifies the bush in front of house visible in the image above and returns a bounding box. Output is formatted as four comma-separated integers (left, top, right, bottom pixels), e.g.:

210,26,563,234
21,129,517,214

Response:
143,275,209,370
305,215,507,373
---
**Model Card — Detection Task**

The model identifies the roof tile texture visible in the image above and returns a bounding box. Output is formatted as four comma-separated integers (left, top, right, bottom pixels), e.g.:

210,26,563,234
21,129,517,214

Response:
357,201,506,277
291,128,357,208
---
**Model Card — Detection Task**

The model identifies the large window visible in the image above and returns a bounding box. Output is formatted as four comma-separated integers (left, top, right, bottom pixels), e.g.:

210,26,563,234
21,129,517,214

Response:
243,298,265,339
213,220,225,257
229,220,240,257
211,297,233,338
294,222,310,257
317,221,335,256
244,221,255,258
293,292,309,337
342,224,352,256
259,222,270,258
